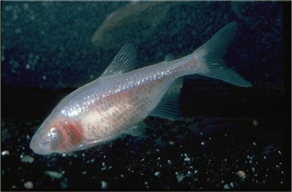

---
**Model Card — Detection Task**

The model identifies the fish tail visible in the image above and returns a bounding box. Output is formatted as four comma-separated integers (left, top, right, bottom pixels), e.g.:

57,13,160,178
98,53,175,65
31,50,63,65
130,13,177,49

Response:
194,22,251,87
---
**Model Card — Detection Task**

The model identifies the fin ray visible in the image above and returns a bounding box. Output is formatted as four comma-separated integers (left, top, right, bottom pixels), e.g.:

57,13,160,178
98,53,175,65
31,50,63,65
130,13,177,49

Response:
195,22,252,87
101,43,137,77
149,77,183,120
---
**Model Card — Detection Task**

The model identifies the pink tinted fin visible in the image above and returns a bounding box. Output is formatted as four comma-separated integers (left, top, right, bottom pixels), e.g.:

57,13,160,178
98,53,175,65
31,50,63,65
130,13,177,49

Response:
195,22,252,87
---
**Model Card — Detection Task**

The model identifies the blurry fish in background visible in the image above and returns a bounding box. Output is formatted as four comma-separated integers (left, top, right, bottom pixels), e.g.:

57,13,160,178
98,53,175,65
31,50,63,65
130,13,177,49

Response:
91,1,176,50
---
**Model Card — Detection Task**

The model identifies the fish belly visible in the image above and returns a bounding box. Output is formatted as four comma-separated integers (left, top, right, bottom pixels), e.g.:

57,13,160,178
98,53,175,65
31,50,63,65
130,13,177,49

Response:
77,73,170,142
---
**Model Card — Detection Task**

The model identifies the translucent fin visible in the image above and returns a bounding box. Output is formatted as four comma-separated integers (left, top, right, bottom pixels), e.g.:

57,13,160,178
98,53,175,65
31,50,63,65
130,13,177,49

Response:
149,77,183,120
164,54,175,62
125,122,148,137
101,43,137,77
195,22,252,87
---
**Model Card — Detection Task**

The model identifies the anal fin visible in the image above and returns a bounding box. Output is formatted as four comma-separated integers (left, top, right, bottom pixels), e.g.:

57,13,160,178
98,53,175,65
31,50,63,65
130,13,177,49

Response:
149,77,183,120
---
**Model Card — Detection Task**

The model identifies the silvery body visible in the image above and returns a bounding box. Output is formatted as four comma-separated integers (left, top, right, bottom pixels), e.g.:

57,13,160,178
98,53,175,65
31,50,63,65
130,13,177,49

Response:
30,22,251,155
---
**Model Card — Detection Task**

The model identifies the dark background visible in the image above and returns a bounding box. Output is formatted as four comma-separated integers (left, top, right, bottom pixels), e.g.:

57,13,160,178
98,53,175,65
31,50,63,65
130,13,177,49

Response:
1,1,290,190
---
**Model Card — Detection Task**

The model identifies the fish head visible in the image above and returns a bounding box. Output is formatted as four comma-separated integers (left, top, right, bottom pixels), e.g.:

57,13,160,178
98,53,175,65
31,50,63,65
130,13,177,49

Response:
30,115,85,155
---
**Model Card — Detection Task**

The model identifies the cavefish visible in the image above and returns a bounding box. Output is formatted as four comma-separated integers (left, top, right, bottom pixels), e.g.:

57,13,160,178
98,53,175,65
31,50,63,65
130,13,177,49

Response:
91,1,176,50
30,22,251,155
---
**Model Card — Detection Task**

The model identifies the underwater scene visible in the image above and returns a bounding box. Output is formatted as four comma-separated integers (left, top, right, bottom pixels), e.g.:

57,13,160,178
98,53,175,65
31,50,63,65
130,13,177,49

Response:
1,1,289,190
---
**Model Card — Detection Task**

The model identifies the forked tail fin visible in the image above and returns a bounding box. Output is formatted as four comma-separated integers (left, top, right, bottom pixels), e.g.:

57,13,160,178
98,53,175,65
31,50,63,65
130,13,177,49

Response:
195,22,252,87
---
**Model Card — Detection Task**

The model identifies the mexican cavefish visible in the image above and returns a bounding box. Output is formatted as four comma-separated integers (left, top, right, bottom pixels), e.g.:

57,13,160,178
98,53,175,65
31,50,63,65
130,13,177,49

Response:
91,1,176,50
30,22,251,155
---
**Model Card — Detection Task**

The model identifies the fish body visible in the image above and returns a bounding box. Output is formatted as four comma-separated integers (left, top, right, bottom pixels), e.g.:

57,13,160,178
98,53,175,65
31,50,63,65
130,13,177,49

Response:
91,1,175,50
30,22,251,155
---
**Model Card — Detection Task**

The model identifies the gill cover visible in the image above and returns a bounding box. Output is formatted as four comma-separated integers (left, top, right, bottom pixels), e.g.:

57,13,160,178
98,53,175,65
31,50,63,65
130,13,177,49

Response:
30,116,85,155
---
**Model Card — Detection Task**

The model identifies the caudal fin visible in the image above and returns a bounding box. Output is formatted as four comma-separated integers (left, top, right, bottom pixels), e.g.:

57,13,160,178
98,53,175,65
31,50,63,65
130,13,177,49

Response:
195,22,252,87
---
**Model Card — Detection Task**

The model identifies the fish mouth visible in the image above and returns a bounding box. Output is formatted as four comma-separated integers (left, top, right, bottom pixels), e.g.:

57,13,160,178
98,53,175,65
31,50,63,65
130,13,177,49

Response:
29,134,52,155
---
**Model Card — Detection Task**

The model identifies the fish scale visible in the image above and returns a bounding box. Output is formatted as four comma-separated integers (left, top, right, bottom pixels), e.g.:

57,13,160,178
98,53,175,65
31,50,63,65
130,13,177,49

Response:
30,22,251,155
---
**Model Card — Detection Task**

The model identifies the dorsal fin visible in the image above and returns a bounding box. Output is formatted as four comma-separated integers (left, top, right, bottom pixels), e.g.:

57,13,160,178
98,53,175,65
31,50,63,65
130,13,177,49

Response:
101,43,137,77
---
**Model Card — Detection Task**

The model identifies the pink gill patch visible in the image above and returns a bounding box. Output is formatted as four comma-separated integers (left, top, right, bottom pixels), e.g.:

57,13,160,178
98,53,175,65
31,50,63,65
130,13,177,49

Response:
58,120,84,148
66,121,84,145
